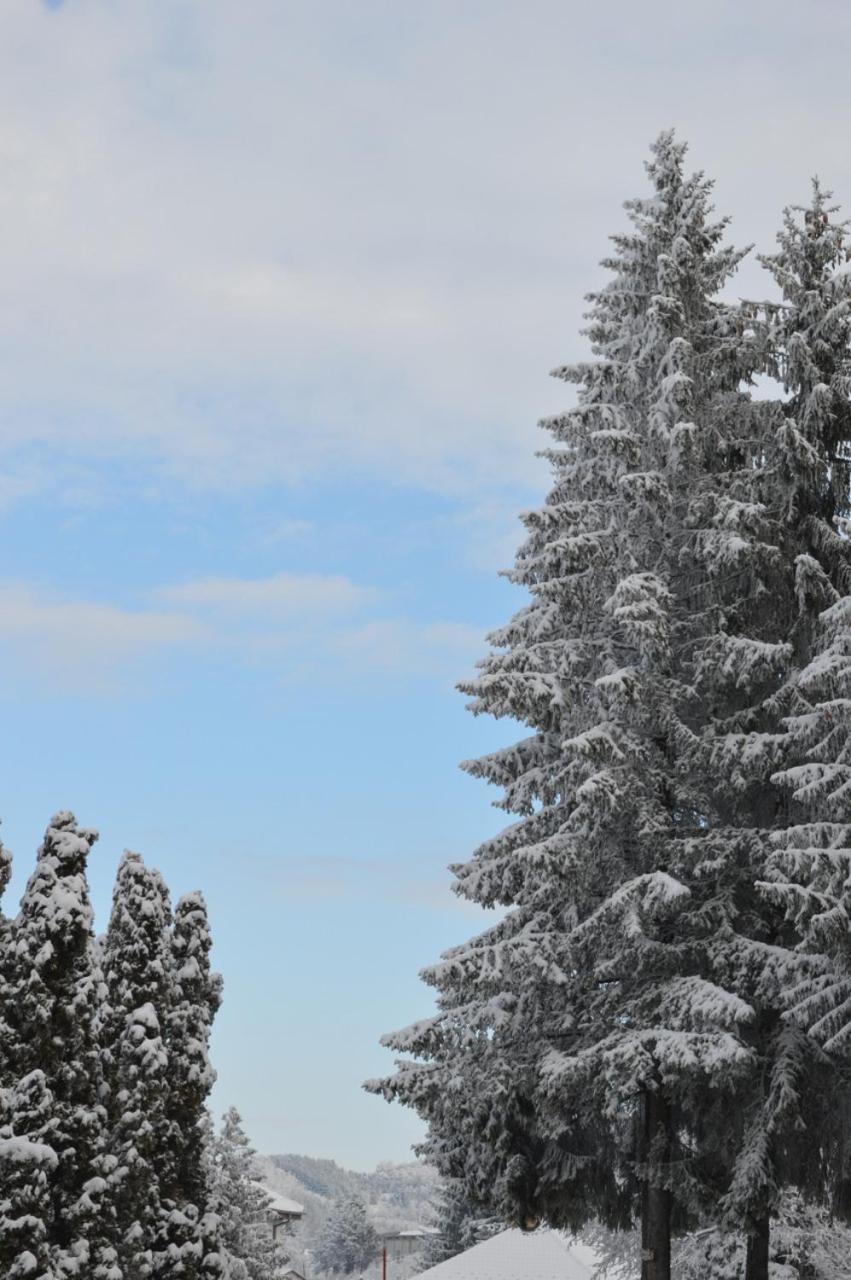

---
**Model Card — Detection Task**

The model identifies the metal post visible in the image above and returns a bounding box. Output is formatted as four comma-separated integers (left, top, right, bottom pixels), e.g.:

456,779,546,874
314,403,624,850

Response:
382,1244,388,1280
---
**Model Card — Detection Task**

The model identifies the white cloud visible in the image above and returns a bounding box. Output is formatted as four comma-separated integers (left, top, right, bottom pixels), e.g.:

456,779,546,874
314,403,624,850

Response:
1,1,847,501
0,464,51,509
159,572,374,619
250,517,314,547
0,583,205,692
329,619,483,681
0,572,484,694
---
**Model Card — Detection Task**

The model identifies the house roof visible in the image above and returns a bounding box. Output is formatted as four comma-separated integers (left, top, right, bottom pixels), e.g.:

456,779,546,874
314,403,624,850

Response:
385,1228,439,1239
415,1228,600,1280
259,1186,304,1216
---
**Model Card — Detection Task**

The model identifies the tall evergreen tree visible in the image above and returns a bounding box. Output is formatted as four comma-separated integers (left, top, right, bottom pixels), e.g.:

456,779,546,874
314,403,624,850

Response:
158,891,227,1279
101,851,173,1278
637,179,851,1278
5,812,112,1277
368,135,842,1279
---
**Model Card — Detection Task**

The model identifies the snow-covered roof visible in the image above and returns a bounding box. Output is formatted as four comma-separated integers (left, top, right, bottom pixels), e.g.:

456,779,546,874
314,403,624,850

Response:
415,1229,600,1280
260,1186,304,1216
385,1228,439,1239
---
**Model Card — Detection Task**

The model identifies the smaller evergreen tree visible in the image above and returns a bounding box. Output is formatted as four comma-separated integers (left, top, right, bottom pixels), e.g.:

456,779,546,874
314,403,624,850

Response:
210,1107,279,1280
313,1195,379,1276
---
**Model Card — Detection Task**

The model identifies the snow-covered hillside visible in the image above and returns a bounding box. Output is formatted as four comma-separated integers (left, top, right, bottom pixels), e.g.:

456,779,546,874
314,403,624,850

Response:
257,1153,439,1232
252,1153,440,1278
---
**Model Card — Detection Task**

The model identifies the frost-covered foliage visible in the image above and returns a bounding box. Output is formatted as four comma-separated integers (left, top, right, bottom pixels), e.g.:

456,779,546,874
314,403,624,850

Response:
0,1070,59,1279
751,188,851,1138
590,1190,851,1280
675,1189,851,1280
210,1108,280,1280
0,813,230,1280
725,185,851,1240
313,1195,380,1275
368,134,851,1274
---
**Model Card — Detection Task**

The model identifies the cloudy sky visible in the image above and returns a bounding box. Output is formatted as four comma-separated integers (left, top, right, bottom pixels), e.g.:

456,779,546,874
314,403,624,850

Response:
2,0,850,1168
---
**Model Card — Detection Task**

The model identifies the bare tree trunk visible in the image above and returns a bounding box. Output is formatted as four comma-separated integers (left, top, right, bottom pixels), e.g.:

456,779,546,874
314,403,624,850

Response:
640,1089,671,1280
744,1212,770,1280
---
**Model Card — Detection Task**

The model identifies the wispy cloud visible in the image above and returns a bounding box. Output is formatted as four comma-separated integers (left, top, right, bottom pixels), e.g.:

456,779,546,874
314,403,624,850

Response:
5,1,840,505
260,851,502,919
159,572,375,620
0,583,204,692
0,572,483,695
328,619,482,679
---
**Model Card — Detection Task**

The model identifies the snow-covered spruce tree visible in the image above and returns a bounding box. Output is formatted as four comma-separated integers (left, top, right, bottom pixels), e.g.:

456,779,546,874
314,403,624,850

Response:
632,180,851,1279
209,1107,279,1280
157,891,227,1279
5,812,113,1277
100,851,174,1278
0,1069,59,1279
747,186,851,1216
313,1194,379,1276
368,134,838,1280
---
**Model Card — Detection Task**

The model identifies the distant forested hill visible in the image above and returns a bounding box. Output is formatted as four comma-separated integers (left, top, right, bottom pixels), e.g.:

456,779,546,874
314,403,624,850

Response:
255,1152,439,1233
250,1154,439,1279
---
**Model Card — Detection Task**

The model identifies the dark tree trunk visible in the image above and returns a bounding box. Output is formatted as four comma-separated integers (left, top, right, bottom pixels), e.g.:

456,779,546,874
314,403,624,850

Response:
744,1212,770,1280
640,1089,671,1280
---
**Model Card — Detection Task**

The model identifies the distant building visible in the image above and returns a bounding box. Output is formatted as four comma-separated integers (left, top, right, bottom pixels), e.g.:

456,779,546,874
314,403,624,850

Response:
258,1185,304,1242
382,1228,438,1266
279,1270,306,1280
